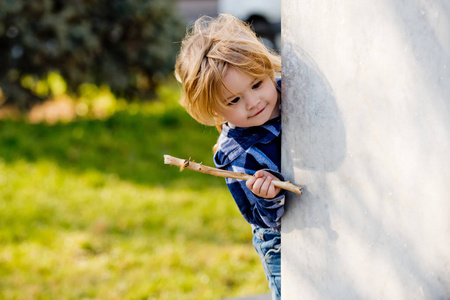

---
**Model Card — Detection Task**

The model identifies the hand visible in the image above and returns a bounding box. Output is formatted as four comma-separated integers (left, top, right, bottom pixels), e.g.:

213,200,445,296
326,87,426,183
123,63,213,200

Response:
246,170,282,199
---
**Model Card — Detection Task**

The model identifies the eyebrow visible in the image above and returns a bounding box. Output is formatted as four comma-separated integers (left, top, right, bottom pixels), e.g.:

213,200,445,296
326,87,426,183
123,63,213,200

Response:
225,78,259,101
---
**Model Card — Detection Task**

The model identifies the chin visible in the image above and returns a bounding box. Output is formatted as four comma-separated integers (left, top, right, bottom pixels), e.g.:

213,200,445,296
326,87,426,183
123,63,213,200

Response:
250,116,271,127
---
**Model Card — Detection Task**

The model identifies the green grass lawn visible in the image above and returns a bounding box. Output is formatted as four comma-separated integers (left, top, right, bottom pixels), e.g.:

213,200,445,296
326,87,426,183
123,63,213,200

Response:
0,84,268,299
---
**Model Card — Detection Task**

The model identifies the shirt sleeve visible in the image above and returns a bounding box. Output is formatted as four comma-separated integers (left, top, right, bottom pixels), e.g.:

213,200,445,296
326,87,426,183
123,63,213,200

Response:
223,164,286,229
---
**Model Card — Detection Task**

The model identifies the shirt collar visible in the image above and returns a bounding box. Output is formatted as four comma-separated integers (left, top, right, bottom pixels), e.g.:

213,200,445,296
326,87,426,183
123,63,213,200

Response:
214,116,281,168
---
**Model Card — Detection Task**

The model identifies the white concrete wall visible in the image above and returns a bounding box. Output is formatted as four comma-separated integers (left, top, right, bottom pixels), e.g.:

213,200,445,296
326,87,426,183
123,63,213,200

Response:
281,1,450,299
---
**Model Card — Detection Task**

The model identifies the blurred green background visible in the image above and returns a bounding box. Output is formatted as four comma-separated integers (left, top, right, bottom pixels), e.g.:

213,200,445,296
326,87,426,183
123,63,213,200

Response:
0,1,268,299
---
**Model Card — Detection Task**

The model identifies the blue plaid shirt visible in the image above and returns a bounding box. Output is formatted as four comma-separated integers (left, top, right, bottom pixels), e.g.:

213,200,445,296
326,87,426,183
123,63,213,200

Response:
213,79,285,230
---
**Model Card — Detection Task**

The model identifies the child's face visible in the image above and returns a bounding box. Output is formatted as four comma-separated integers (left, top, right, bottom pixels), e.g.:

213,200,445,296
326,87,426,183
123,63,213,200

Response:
218,68,280,128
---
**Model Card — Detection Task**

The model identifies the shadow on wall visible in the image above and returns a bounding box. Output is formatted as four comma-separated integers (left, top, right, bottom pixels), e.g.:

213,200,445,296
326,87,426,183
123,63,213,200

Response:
281,42,346,173
281,42,345,241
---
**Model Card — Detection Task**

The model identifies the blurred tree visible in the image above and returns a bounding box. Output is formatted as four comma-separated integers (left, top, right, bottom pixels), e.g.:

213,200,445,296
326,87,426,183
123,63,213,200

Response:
0,0,185,109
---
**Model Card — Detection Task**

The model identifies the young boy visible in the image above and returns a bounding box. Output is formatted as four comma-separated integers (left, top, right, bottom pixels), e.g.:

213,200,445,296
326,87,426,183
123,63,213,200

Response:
175,14,284,299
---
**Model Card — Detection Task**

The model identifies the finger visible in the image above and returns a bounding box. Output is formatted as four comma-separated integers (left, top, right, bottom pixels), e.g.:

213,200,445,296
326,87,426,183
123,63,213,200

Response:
246,176,256,190
253,177,264,195
267,181,279,198
260,176,272,197
268,184,275,198
254,170,265,178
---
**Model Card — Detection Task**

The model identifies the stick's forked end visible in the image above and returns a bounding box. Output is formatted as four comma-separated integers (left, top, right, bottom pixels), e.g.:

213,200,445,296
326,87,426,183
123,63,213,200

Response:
163,155,171,164
163,155,190,172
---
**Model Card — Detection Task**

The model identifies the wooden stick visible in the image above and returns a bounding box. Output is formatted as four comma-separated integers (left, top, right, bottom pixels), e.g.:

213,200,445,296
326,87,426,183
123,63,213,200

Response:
164,155,302,195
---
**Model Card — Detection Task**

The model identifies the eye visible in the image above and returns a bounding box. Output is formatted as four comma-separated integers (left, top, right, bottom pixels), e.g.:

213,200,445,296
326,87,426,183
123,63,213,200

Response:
227,97,240,106
252,81,262,89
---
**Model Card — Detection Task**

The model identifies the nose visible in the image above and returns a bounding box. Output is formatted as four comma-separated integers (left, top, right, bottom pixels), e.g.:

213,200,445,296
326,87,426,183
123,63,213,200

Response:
246,94,260,109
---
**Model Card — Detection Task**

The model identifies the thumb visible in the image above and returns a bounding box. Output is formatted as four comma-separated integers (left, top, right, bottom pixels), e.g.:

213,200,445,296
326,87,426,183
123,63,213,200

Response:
254,170,265,178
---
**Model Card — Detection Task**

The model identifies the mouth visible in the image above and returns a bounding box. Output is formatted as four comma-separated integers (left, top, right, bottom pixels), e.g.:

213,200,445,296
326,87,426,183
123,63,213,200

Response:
250,106,266,118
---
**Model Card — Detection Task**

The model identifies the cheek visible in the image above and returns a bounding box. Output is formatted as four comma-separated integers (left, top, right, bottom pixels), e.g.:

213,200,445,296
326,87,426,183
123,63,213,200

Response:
220,106,247,123
266,87,278,103
219,107,237,121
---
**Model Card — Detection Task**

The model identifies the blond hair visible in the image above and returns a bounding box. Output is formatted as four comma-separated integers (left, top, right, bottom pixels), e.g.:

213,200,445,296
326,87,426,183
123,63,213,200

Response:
175,14,281,127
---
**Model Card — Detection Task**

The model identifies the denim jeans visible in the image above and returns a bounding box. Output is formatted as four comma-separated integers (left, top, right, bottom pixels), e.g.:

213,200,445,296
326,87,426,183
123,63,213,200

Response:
252,227,281,300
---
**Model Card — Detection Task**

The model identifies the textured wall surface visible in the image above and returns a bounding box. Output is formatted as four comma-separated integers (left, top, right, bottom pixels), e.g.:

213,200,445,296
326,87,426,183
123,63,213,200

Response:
281,1,450,299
